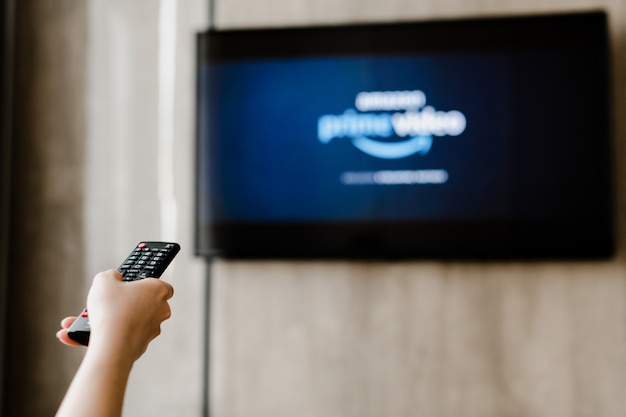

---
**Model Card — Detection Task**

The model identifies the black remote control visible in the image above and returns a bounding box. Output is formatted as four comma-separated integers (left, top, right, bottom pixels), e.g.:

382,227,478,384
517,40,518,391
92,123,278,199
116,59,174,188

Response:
67,241,180,346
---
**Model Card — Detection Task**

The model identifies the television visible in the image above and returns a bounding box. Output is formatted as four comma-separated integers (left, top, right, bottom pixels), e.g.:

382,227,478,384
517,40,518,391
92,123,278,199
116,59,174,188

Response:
195,10,613,260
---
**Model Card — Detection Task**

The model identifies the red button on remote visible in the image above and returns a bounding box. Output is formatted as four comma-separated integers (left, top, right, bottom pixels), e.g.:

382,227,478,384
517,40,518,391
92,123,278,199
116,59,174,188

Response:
138,243,147,248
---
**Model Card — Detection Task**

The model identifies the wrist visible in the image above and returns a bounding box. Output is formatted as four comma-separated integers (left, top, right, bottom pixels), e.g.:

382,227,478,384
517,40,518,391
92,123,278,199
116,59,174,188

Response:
85,333,136,373
87,315,150,363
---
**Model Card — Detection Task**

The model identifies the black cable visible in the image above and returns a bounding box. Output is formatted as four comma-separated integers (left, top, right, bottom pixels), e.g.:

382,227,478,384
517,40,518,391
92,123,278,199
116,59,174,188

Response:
207,0,215,31
202,258,212,417
202,0,215,413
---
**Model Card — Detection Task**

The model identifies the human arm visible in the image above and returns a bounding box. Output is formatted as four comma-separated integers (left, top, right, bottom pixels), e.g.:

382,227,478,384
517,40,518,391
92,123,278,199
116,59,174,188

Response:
55,269,174,417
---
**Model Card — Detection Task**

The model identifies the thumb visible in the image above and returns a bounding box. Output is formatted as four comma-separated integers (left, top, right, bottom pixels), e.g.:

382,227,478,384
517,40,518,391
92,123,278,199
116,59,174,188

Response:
94,269,124,284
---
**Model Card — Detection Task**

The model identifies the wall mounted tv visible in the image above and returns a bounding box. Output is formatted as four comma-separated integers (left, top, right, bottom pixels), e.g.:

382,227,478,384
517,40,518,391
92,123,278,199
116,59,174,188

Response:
195,10,613,260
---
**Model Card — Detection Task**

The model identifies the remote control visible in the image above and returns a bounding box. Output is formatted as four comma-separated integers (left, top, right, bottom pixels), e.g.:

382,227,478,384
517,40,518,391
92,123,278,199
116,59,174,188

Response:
67,241,180,346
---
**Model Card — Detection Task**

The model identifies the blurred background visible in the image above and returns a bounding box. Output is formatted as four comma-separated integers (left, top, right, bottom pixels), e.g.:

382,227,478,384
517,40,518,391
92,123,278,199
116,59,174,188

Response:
2,0,626,416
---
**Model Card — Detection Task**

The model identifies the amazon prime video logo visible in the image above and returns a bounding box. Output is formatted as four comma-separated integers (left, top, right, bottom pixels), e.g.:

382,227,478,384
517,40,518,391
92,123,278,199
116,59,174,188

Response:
317,90,466,159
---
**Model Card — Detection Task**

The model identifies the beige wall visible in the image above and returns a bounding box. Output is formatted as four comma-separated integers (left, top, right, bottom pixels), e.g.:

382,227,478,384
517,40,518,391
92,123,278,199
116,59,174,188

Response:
42,0,626,417
3,0,623,415
208,1,626,417
84,1,207,416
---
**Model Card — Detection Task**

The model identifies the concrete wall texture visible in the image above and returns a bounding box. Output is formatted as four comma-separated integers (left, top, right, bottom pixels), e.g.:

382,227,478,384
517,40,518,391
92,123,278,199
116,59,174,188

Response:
4,0,626,416
3,1,87,415
208,1,626,417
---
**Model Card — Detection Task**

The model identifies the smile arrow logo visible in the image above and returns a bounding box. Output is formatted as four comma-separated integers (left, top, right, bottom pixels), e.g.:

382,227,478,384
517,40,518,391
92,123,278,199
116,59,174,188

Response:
351,135,433,159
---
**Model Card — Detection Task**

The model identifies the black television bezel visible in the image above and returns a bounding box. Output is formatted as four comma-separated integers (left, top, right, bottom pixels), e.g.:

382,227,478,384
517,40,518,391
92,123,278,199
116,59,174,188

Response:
194,10,614,260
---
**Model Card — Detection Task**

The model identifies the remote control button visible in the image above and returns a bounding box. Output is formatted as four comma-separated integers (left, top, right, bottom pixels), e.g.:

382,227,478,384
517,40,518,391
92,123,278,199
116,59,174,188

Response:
138,243,147,248
81,310,89,317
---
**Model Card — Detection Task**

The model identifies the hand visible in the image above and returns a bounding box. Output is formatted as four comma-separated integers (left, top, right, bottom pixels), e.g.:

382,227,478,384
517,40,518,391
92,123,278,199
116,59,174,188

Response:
87,269,174,360
56,316,83,347
57,270,174,361
55,270,174,417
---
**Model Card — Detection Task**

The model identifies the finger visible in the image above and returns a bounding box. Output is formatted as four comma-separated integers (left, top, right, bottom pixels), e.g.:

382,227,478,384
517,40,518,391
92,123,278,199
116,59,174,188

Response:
133,277,174,300
56,329,85,347
94,269,123,284
162,304,172,321
162,281,174,300
61,316,77,329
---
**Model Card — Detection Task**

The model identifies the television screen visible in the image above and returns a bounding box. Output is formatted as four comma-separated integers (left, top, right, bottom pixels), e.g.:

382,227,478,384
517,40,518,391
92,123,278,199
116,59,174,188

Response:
195,10,613,259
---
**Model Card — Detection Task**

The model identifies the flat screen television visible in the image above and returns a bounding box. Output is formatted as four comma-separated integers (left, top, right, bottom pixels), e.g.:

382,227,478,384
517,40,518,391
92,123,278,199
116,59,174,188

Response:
195,10,613,260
